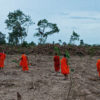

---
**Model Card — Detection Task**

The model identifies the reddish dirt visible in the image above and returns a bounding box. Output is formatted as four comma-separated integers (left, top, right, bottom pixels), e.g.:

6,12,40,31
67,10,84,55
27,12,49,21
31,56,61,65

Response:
1,44,100,56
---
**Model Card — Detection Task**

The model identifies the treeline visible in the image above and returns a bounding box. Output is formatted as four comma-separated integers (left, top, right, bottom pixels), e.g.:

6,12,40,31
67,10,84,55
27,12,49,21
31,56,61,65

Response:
0,10,59,46
0,9,95,47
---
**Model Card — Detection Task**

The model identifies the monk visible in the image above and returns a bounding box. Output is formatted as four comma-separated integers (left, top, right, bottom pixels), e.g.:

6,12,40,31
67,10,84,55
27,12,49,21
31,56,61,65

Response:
96,59,100,78
61,54,70,80
0,52,6,69
53,53,60,73
20,54,29,71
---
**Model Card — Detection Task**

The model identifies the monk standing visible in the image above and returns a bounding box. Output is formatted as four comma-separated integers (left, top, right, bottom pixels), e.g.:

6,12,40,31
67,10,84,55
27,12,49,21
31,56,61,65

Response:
53,53,60,73
61,54,70,80
0,51,6,69
20,54,29,71
96,59,100,78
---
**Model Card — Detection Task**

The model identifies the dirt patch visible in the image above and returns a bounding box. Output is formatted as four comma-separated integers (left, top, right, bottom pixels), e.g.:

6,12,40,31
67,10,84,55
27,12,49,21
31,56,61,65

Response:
0,55,100,100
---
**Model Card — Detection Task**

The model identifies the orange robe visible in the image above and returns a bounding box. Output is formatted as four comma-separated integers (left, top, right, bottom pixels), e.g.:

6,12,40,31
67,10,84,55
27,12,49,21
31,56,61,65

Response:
54,56,60,72
0,53,6,68
96,59,100,77
61,57,70,75
20,54,29,71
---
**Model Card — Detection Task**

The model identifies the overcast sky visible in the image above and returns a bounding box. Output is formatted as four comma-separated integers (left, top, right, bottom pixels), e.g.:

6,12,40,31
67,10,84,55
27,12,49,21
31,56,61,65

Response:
0,0,100,44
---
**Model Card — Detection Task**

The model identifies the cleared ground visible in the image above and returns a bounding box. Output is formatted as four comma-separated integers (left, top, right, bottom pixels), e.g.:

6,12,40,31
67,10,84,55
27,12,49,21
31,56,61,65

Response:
0,55,100,100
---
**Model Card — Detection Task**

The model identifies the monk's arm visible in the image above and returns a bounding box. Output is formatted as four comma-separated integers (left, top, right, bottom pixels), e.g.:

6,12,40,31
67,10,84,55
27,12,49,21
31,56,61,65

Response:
97,62,99,67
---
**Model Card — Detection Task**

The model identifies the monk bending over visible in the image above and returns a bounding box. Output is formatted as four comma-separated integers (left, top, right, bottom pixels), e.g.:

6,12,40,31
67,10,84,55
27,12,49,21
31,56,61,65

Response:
61,54,70,80
20,54,29,71
53,53,60,73
96,59,100,78
0,52,6,69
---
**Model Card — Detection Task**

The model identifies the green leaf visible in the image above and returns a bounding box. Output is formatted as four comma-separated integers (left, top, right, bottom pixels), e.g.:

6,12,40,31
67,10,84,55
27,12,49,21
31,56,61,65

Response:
71,69,74,72
12,60,18,63
54,46,60,56
66,50,70,59
35,19,59,44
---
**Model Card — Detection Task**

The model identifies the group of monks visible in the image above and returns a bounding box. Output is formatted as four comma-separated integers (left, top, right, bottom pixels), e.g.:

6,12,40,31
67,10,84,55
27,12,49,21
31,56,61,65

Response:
0,51,29,71
54,53,70,79
1,50,100,79
54,53,100,79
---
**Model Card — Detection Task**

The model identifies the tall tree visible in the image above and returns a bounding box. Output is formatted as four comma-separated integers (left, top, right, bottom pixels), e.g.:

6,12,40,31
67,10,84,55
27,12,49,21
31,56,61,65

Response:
34,19,59,44
80,39,84,46
69,31,80,45
0,32,6,44
5,10,33,45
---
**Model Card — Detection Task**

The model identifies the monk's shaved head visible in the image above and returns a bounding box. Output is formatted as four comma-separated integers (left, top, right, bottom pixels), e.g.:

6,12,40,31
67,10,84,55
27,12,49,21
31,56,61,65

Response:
21,51,25,54
64,54,66,57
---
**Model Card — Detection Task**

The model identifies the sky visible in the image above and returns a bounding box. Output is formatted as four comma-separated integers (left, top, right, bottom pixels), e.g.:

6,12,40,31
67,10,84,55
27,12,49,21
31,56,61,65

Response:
0,0,100,44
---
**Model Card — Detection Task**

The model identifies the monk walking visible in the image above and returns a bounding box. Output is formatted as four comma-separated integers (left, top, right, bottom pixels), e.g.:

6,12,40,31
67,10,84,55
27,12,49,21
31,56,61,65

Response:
0,51,6,69
61,54,70,80
96,59,100,78
53,53,60,73
20,54,29,71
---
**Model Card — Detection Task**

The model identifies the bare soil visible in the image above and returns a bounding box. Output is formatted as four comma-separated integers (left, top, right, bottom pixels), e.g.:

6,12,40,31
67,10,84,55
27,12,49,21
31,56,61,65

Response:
0,55,100,100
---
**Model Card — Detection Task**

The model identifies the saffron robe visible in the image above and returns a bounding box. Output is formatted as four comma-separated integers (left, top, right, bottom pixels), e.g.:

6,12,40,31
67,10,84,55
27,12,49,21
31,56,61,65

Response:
96,59,100,77
61,57,70,75
0,53,6,68
54,56,60,72
20,54,29,71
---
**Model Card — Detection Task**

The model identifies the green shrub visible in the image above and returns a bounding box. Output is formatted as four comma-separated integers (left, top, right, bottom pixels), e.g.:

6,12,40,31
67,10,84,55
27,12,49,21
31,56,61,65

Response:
29,41,36,46
22,41,28,47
